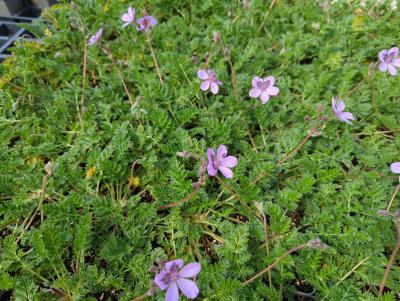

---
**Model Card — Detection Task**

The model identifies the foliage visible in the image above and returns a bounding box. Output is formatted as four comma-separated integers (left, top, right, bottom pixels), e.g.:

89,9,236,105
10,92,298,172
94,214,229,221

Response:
1,0,400,300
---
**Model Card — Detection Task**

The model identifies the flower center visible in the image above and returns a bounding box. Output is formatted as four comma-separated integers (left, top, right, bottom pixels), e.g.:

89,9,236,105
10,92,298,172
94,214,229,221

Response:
209,72,217,82
384,53,396,63
162,264,180,285
257,80,270,91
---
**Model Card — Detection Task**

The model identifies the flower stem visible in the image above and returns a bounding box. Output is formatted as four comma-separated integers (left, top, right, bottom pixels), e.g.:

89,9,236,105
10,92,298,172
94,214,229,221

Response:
386,185,400,211
146,33,164,85
378,222,400,296
132,292,149,301
243,244,308,286
261,211,272,287
78,39,88,127
157,185,201,211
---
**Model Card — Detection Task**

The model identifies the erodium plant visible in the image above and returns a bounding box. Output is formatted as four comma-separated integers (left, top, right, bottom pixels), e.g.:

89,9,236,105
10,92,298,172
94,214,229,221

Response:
1,1,400,301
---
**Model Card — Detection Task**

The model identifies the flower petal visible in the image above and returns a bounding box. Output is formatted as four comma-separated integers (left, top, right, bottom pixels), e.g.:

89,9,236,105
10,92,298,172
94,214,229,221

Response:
260,91,270,104
210,82,219,94
249,88,261,98
390,162,400,174
221,156,238,168
177,278,199,299
337,101,345,112
197,70,209,80
338,112,354,125
217,145,227,160
331,97,337,112
200,80,210,91
166,259,183,271
219,166,233,179
128,7,135,17
122,13,131,22
379,62,388,72
264,76,275,86
165,282,179,301
266,86,279,96
389,47,399,57
178,262,201,278
154,270,168,291
207,148,217,177
393,58,400,67
252,76,263,87
388,64,397,76
149,16,158,26
378,49,388,62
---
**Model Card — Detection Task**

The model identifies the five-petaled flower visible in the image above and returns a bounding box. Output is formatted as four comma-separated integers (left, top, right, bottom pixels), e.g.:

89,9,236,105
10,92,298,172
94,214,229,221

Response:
331,97,355,125
137,15,158,32
207,145,238,179
378,47,400,76
87,28,103,46
197,69,222,94
154,259,201,301
121,6,135,28
249,76,279,104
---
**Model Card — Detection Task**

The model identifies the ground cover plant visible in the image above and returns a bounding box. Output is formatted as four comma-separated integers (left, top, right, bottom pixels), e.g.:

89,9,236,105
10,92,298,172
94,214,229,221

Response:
1,0,400,300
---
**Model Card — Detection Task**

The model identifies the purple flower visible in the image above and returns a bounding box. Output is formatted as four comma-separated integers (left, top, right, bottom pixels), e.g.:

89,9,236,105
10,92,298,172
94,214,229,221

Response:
391,162,400,174
331,97,355,125
87,28,103,46
249,76,279,104
137,15,157,32
207,145,238,179
154,259,201,301
121,6,135,28
378,47,400,76
197,69,222,94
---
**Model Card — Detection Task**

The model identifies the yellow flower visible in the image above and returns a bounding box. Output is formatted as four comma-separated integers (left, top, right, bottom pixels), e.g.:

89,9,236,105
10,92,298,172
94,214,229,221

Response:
86,166,97,178
128,176,140,188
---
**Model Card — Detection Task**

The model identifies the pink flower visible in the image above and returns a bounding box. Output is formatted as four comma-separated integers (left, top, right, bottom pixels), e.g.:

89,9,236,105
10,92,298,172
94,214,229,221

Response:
378,47,400,76
197,69,222,95
137,15,157,32
121,7,135,28
154,259,201,301
87,28,103,46
391,162,400,174
207,145,238,179
331,97,355,125
249,76,279,104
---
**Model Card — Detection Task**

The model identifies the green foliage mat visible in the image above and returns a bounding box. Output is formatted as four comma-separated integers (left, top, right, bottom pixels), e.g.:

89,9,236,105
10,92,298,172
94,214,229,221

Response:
1,0,400,300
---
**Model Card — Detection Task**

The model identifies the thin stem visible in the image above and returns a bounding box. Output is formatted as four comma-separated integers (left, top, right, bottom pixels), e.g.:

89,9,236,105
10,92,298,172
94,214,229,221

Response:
258,0,278,30
132,292,149,301
243,244,307,286
386,185,400,211
205,43,215,67
378,223,400,296
261,212,272,287
157,186,201,211
146,34,164,85
78,39,88,127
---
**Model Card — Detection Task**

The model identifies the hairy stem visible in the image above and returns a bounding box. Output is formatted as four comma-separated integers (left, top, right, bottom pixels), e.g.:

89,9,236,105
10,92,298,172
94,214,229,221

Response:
386,185,400,211
132,292,149,301
378,223,400,296
157,186,201,211
261,212,272,286
78,40,88,127
146,34,164,85
243,244,307,286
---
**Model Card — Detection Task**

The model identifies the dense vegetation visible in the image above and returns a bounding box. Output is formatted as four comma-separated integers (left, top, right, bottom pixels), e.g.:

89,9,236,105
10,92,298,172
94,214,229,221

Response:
1,0,400,300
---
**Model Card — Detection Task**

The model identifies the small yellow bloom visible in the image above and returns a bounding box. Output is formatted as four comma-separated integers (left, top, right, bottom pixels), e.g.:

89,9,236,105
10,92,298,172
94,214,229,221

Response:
128,176,140,188
86,166,97,178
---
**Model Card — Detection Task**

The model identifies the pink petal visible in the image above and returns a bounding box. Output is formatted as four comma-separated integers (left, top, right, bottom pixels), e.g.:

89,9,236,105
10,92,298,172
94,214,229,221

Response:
197,70,209,80
252,76,263,87
337,101,345,112
391,162,400,174
221,156,238,168
264,76,275,86
219,166,233,178
122,13,131,22
392,58,400,67
379,62,388,72
388,64,397,76
339,112,354,125
378,49,388,62
331,97,337,112
166,259,183,271
217,145,227,160
165,282,179,301
389,47,399,57
177,278,199,299
266,86,279,96
249,88,261,98
210,82,219,94
260,91,270,104
178,262,201,278
154,271,168,290
128,7,134,17
122,22,129,28
200,80,210,91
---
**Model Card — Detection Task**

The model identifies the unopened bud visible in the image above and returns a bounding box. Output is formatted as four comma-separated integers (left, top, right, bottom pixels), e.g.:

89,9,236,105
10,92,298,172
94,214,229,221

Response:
254,202,264,214
177,151,192,158
316,103,323,113
377,209,390,217
309,127,321,137
304,115,311,123
148,265,158,273
307,238,328,250
321,115,329,122
212,31,221,43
